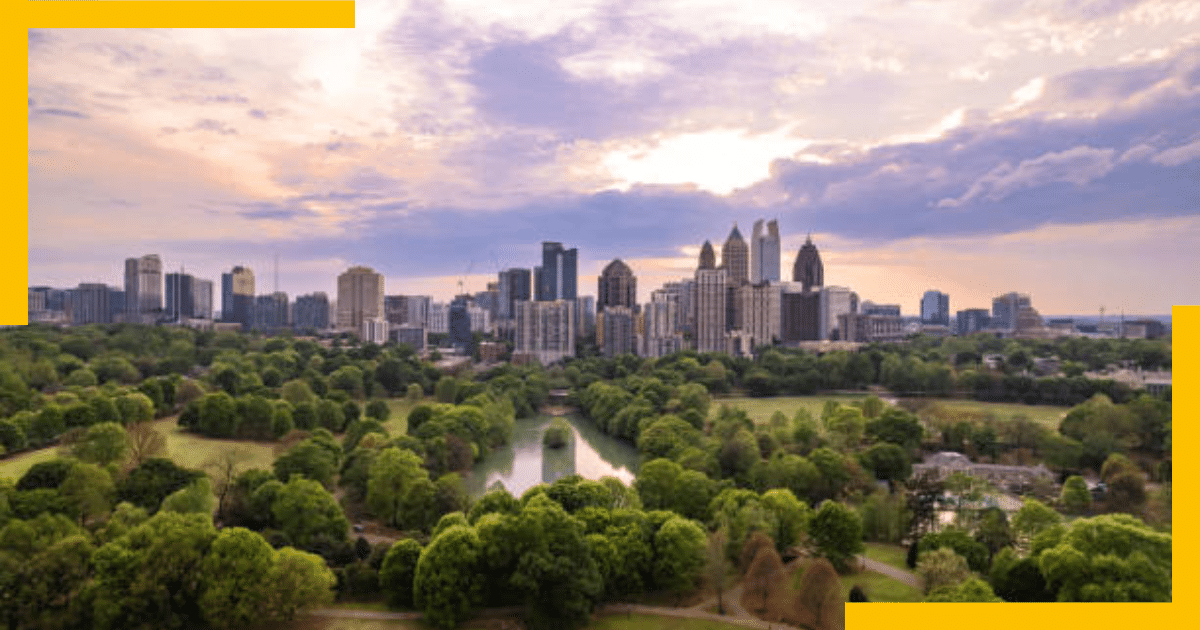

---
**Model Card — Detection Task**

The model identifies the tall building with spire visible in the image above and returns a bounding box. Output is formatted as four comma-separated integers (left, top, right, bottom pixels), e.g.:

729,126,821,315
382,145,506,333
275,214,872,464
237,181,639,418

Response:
698,240,717,270
720,224,749,286
750,219,781,284
597,259,637,312
793,235,824,291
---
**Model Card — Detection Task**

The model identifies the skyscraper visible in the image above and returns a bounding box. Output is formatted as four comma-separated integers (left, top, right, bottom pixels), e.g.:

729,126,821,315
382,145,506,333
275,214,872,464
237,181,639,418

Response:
991,292,1031,331
72,283,113,324
515,300,576,364
694,268,728,353
294,292,331,330
793,235,823,291
449,296,473,355
124,254,163,317
337,266,385,332
698,240,716,270
720,224,749,286
597,259,637,312
536,242,578,301
599,306,636,357
498,268,532,319
921,290,950,325
221,266,255,328
750,219,781,284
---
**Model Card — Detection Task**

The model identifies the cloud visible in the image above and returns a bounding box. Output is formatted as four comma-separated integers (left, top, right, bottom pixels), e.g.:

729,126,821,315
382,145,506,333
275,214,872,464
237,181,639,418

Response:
935,145,1118,207
1151,137,1200,165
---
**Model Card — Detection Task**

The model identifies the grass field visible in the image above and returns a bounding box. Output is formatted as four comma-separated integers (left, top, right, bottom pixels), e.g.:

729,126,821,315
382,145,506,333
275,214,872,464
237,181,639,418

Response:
0,396,427,483
258,616,429,630
588,613,766,629
919,399,1069,429
711,395,1070,431
839,569,924,603
711,395,869,425
862,543,910,572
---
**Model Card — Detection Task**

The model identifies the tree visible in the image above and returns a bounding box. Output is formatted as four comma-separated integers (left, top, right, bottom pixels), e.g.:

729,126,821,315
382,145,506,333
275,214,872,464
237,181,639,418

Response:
273,438,338,488
793,557,842,630
1105,470,1147,515
365,399,391,422
59,462,116,525
809,500,864,572
926,577,1003,602
204,449,252,522
1059,476,1092,515
271,477,349,550
858,442,911,485
126,420,167,467
744,543,783,612
413,525,483,629
367,447,436,531
198,528,275,629
68,421,130,467
1036,514,1170,601
1011,498,1062,552
380,538,423,608
160,477,216,515
916,547,971,594
90,511,218,630
117,458,204,512
704,527,732,614
199,392,239,438
918,528,989,573
653,516,707,604
263,546,336,620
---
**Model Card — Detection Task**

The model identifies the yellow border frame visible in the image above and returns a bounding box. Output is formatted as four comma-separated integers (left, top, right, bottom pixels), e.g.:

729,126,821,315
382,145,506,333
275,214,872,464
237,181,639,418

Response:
14,4,1189,630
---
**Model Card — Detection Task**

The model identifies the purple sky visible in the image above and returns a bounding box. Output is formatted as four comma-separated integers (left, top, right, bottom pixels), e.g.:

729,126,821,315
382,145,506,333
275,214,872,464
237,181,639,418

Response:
27,1,1200,315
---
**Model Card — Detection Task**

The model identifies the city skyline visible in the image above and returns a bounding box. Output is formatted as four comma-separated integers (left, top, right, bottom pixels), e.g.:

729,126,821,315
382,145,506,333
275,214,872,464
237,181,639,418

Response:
28,1,1200,314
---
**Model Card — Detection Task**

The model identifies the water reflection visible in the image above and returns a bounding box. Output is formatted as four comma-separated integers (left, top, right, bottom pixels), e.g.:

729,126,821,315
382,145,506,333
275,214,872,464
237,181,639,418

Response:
463,414,640,498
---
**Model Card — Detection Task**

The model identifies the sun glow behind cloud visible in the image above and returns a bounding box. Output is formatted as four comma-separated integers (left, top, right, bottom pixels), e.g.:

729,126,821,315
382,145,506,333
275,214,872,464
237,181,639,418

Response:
601,127,812,195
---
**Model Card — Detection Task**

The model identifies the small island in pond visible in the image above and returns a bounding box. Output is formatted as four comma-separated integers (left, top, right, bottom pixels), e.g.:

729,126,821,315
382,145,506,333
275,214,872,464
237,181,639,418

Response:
542,418,572,449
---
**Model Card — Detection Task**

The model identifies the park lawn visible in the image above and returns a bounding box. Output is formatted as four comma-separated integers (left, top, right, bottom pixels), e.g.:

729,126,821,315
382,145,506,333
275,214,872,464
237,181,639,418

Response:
921,399,1069,429
862,543,910,572
382,397,422,436
0,416,279,482
838,569,924,603
260,616,430,630
711,395,869,425
588,613,764,630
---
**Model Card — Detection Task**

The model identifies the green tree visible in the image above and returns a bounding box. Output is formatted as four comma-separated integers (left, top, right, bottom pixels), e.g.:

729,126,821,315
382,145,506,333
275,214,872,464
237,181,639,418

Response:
414,525,483,629
926,577,1003,602
809,500,864,572
263,546,336,620
59,461,116,525
199,392,239,438
366,447,436,531
380,538,423,608
69,421,130,467
160,477,216,515
198,528,275,629
273,439,338,488
271,477,349,550
858,442,911,484
117,458,204,513
1037,514,1170,601
504,495,602,629
916,547,971,594
1059,476,1092,515
653,516,707,603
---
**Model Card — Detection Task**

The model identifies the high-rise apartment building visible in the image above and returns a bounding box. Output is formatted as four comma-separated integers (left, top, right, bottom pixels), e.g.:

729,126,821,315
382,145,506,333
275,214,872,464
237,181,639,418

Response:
165,273,213,320
991,292,1031,332
72,283,113,324
221,266,255,328
253,292,289,331
720,224,749,286
956,308,991,336
694,268,728,353
449,297,473,354
597,259,637,312
124,254,163,317
750,219,781,284
384,295,408,326
598,306,636,357
337,266,385,332
651,279,695,337
535,242,578,301
515,300,576,364
920,290,950,326
641,300,684,358
294,292,331,330
819,286,858,341
497,268,532,319
739,282,782,349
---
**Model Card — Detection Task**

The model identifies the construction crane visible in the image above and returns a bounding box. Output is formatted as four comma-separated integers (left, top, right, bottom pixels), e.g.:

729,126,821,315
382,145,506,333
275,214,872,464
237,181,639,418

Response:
458,260,475,298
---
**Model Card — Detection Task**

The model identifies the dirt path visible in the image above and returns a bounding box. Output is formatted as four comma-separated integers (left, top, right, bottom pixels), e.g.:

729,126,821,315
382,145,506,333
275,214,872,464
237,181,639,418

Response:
855,555,924,591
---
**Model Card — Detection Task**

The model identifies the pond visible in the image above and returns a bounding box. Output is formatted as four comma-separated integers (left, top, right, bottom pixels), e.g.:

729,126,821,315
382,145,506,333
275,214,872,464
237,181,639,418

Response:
462,414,640,498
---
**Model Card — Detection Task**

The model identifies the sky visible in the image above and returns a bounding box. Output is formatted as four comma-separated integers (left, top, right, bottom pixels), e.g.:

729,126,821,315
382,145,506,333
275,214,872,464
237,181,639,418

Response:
27,0,1200,316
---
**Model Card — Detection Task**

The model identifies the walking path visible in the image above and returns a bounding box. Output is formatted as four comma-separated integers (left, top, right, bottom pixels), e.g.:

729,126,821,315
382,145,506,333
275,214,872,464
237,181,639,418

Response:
855,555,924,591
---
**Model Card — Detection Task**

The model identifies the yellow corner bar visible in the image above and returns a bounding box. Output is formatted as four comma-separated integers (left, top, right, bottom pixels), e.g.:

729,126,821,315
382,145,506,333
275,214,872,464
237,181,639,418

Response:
22,1,356,28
